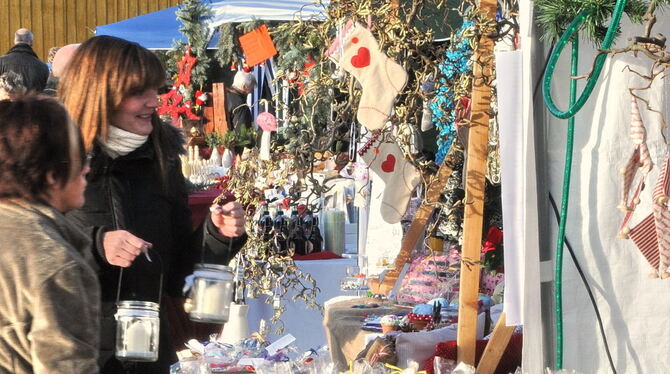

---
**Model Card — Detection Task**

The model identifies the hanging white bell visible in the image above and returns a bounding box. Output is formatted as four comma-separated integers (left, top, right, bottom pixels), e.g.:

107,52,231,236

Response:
219,303,249,345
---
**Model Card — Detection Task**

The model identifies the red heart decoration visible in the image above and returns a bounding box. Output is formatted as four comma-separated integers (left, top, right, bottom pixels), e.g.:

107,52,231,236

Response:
380,154,395,173
351,47,371,68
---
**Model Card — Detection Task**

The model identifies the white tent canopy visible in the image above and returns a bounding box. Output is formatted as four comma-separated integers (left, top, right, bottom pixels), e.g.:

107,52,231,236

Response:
96,0,328,49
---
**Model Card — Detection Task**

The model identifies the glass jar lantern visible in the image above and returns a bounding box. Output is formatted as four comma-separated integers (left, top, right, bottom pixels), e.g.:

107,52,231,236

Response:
114,301,160,362
188,264,234,323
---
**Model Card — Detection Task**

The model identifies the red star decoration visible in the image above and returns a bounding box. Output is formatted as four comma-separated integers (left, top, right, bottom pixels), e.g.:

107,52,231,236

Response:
174,47,197,88
157,46,202,124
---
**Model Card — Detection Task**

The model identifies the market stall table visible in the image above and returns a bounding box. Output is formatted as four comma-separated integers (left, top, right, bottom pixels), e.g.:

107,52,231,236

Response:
246,257,357,352
323,297,412,369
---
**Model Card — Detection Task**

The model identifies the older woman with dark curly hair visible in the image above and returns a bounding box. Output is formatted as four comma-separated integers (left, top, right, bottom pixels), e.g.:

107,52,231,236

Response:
0,95,100,373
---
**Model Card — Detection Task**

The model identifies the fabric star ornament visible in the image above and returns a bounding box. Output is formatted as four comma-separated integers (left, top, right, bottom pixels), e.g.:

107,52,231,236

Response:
157,88,185,124
359,133,421,223
325,21,408,131
175,47,197,88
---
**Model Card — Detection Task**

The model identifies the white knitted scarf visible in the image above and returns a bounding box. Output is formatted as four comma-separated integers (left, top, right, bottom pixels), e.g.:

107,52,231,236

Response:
100,126,149,159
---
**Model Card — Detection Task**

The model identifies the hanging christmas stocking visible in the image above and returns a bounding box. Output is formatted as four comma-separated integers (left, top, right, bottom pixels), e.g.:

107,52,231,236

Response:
359,134,421,223
326,21,408,131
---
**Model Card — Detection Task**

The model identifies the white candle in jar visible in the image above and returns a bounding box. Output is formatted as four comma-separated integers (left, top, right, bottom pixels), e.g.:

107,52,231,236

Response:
124,320,151,353
200,283,229,316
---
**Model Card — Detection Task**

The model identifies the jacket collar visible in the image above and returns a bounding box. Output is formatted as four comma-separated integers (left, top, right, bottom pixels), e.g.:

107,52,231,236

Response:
7,43,38,58
3,199,91,257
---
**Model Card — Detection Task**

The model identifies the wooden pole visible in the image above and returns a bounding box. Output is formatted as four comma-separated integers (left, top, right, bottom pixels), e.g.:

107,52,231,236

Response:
476,312,516,374
456,0,497,365
212,82,228,136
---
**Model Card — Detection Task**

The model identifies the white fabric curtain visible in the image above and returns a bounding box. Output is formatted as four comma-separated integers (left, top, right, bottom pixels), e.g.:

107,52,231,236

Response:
540,12,670,374
499,2,545,372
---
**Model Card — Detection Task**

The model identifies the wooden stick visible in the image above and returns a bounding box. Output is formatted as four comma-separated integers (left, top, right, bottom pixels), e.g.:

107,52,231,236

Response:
456,0,497,365
476,312,516,374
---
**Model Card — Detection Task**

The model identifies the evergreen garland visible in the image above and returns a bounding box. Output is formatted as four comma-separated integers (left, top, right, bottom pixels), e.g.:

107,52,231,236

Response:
175,0,212,90
535,0,650,44
214,23,239,68
271,21,325,73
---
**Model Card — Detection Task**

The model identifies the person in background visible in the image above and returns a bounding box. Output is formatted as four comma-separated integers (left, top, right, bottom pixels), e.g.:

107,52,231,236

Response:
46,46,60,72
0,29,49,92
0,71,27,100
226,70,257,150
43,43,80,97
59,35,247,374
0,96,99,373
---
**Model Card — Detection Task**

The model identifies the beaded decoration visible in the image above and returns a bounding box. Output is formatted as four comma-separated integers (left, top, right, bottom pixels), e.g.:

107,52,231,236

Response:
429,20,475,163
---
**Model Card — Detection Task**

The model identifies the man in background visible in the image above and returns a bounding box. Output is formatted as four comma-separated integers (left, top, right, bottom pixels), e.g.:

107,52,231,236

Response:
226,71,257,132
0,28,49,92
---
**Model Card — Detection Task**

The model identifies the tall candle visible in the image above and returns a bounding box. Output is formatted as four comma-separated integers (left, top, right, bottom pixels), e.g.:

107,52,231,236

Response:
124,320,151,353
199,282,229,316
324,210,345,255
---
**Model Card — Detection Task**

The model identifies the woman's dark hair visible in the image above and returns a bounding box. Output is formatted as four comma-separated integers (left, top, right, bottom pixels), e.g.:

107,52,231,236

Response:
0,95,85,203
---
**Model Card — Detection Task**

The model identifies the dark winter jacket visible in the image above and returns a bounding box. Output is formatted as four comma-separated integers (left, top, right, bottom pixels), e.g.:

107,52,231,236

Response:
0,44,49,92
65,124,245,373
0,199,100,374
226,88,252,132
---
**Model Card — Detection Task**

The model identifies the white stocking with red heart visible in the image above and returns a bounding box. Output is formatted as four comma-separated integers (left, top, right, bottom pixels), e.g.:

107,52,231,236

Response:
359,135,421,223
326,21,408,131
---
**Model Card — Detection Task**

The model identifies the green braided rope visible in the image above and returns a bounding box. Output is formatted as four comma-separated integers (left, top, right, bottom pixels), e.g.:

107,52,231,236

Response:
542,0,628,369
543,0,628,119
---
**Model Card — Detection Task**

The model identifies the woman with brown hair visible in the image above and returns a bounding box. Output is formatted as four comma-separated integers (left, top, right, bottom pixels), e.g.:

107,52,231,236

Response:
0,96,99,373
58,36,247,373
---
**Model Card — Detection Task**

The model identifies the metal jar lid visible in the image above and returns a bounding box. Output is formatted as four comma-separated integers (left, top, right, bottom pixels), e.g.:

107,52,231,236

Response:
193,263,234,281
115,300,160,318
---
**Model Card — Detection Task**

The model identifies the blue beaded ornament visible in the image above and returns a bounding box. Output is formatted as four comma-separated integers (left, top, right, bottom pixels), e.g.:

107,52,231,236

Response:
430,20,474,163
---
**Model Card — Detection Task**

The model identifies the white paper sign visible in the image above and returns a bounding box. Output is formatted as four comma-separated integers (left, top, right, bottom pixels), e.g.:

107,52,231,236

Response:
265,334,296,355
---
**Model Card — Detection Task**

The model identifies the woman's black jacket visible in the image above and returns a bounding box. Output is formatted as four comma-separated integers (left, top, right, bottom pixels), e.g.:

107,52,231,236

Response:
66,124,246,303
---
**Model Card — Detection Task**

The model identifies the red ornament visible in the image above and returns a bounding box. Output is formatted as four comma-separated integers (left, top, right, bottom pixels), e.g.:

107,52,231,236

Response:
481,227,503,253
175,47,197,88
157,46,202,124
194,91,207,106
455,97,471,128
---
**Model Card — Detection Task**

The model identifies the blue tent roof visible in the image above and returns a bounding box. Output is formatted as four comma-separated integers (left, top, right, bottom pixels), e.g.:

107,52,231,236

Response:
96,1,328,50
97,5,192,49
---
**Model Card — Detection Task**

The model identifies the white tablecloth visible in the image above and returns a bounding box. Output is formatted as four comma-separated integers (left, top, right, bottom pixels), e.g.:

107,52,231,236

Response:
246,257,357,352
